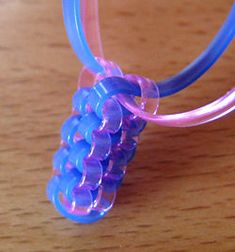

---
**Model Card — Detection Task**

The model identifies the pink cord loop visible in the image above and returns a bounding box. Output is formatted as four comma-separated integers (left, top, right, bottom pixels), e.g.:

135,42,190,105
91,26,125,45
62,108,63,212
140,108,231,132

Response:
96,57,123,79
78,57,235,127
121,74,160,116
78,57,123,88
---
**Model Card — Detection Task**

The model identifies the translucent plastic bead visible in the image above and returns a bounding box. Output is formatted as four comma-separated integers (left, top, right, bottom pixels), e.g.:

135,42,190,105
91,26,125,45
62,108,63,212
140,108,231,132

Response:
77,112,101,143
110,129,122,145
66,188,93,216
101,98,123,134
72,88,91,114
53,147,70,174
81,158,103,190
117,74,160,120
104,148,128,181
92,180,117,213
90,130,111,160
122,115,147,136
68,140,90,173
57,168,82,202
87,77,140,118
61,115,81,146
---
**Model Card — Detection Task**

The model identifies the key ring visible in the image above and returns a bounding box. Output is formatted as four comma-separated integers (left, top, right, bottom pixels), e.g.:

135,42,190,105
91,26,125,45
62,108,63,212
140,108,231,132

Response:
47,0,235,224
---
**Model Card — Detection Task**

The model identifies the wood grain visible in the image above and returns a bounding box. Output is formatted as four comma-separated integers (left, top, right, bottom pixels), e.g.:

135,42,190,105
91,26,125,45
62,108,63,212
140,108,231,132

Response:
0,0,234,251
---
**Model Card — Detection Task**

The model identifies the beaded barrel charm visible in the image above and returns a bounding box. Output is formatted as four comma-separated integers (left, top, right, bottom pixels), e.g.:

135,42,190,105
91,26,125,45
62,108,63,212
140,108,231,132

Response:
47,75,149,223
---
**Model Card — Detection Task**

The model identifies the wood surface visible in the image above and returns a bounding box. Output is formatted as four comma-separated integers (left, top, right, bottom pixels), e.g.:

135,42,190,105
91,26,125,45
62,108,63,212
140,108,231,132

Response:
0,0,234,251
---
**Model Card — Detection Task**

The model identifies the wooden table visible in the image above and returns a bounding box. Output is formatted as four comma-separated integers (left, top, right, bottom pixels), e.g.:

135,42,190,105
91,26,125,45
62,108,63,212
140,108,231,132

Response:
0,1,234,251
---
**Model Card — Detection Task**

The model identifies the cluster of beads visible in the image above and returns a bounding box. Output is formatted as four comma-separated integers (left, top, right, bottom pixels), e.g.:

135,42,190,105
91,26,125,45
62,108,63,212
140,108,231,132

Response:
47,76,147,223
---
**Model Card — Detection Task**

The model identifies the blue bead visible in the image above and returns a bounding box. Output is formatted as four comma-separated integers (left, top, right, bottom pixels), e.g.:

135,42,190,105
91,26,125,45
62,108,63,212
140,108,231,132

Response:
68,140,90,173
77,112,101,143
53,147,70,174
88,77,140,118
57,168,82,202
61,115,81,146
110,129,122,145
101,158,110,173
47,176,60,202
72,88,91,114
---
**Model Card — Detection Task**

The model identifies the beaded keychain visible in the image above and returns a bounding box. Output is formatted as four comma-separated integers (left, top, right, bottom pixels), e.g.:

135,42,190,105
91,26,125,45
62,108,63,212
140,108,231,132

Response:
47,0,235,224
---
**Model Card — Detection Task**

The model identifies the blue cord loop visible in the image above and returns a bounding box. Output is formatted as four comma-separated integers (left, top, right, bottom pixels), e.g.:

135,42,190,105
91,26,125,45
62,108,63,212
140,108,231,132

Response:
62,0,235,97
47,77,146,223
62,0,104,74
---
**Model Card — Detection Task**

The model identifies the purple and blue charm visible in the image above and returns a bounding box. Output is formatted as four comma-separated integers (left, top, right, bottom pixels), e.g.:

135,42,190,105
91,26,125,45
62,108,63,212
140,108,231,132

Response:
47,1,235,224
47,73,149,223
